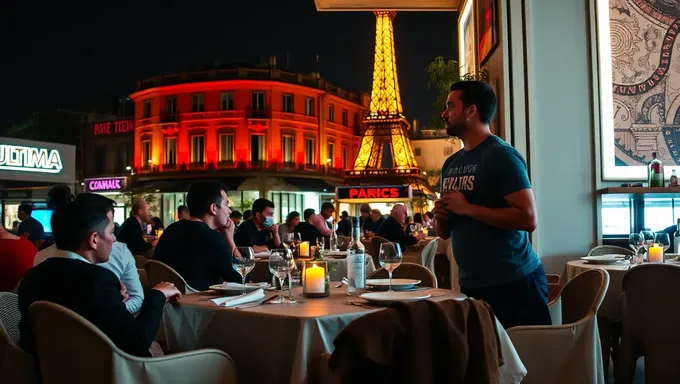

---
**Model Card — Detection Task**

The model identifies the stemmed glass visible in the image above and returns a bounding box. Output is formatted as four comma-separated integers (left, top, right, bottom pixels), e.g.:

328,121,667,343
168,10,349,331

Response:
283,233,295,249
641,230,655,262
268,251,290,304
628,233,643,264
232,247,256,295
655,232,671,253
271,248,297,303
379,242,403,292
316,237,325,253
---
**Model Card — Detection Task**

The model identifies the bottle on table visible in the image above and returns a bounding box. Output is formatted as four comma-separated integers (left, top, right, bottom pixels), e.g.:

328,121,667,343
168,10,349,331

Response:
648,151,664,187
329,222,339,251
670,169,678,187
346,217,366,295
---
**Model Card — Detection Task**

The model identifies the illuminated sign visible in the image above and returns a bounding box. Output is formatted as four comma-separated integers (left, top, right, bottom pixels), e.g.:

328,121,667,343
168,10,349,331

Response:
92,120,134,136
0,144,63,174
336,185,412,200
85,177,126,192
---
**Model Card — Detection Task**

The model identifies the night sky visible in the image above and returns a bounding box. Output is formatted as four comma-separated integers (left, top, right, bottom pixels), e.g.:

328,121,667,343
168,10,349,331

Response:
0,1,458,129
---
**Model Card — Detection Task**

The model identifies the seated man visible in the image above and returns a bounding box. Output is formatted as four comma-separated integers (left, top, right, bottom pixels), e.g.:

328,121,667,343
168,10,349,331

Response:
18,193,180,357
233,198,281,253
376,204,426,252
154,181,241,290
117,199,155,255
294,209,325,244
17,203,46,249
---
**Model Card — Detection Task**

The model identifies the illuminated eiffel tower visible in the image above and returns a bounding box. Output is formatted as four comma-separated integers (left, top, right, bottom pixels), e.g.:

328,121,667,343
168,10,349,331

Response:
346,11,434,198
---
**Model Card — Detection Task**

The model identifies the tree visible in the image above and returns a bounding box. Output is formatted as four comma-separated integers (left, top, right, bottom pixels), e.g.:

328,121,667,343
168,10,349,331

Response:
424,56,488,132
424,168,442,192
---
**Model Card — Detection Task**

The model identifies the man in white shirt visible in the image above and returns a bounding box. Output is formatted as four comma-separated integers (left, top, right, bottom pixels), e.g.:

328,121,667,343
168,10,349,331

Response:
34,239,144,314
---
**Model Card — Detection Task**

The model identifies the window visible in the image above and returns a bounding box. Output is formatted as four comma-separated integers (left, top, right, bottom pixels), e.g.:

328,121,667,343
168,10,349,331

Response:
283,94,294,113
342,145,349,169
191,135,205,163
117,142,132,173
328,105,334,122
94,144,106,174
601,196,632,235
341,110,348,126
219,134,234,162
414,148,422,156
165,138,177,165
251,92,265,110
142,99,151,118
305,98,314,116
305,138,315,165
220,92,234,110
166,96,176,116
327,142,335,167
251,135,265,163
192,94,204,112
353,113,360,128
282,135,294,163
141,140,151,169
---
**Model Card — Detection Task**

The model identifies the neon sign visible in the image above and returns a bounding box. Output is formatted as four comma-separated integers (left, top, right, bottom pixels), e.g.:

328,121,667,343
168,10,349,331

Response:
93,120,134,136
336,185,411,200
86,177,125,192
0,144,63,174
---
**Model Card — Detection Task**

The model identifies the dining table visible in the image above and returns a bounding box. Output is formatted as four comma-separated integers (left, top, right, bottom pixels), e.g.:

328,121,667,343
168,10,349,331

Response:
162,285,527,384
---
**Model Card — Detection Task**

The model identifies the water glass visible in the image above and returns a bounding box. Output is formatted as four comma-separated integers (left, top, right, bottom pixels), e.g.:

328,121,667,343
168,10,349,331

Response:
268,252,290,304
232,247,256,295
379,242,403,291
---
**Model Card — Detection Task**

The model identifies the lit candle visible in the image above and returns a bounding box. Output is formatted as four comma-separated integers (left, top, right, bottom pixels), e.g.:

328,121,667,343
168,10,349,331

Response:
649,244,664,263
299,241,310,257
304,264,325,293
156,229,164,238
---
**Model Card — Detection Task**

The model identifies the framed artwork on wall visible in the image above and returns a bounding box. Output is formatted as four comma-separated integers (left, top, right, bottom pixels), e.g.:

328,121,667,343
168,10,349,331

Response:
458,0,477,77
476,0,498,66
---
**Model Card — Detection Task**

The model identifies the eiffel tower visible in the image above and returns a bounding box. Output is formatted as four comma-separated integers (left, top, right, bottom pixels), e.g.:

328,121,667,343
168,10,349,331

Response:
346,11,434,198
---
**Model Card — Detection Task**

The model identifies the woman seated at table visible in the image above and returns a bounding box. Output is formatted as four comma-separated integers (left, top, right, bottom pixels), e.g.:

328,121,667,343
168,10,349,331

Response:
278,211,300,240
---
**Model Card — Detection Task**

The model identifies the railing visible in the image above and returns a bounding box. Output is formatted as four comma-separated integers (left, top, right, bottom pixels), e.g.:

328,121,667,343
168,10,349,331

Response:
246,106,271,119
135,67,366,104
136,161,344,176
160,111,178,123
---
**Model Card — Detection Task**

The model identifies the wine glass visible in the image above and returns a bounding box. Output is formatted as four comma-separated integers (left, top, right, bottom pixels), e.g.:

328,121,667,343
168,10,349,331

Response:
655,232,671,253
271,248,297,303
232,247,256,295
628,233,643,264
316,237,325,251
283,233,295,249
379,242,403,292
268,251,290,304
641,230,655,261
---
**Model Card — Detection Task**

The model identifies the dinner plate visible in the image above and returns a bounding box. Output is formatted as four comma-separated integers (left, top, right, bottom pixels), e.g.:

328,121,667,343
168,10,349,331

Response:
580,255,626,265
365,278,421,290
360,291,431,305
208,282,270,294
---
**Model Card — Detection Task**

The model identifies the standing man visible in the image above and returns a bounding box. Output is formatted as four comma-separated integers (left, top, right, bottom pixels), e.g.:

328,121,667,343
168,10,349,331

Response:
435,80,550,328
17,203,45,249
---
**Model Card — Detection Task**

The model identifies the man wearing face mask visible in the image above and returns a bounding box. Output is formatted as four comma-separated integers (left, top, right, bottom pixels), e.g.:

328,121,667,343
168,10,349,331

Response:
234,198,281,253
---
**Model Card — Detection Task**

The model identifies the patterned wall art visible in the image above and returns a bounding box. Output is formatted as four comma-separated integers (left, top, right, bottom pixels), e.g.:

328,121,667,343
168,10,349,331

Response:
599,0,680,179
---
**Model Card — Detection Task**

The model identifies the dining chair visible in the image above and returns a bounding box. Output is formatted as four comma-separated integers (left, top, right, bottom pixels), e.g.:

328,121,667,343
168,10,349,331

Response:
28,301,237,384
144,260,198,294
0,292,38,383
133,255,147,269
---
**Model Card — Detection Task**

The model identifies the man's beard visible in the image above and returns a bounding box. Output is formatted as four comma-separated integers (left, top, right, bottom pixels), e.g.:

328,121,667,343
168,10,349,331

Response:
445,118,465,137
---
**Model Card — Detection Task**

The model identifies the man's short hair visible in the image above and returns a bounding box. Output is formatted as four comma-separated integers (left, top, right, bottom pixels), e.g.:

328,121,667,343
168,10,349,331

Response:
131,199,147,216
242,210,253,220
450,80,497,125
176,205,189,216
230,210,243,219
186,181,226,218
303,208,316,221
359,204,371,214
47,185,72,210
252,198,275,214
18,203,33,215
370,209,382,216
321,202,334,212
51,193,114,251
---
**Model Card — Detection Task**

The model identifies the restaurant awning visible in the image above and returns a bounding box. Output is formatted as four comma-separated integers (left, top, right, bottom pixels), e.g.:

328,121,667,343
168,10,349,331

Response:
283,178,337,192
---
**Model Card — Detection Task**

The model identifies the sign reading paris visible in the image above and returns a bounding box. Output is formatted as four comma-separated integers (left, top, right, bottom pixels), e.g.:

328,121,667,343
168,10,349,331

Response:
0,144,63,174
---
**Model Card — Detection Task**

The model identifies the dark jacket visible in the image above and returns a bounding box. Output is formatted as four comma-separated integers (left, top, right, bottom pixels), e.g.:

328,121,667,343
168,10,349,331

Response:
117,216,152,255
18,257,165,357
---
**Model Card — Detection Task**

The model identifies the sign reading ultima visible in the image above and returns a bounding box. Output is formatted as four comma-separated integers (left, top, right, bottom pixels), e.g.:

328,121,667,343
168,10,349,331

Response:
0,144,63,174
336,185,412,200
86,177,126,192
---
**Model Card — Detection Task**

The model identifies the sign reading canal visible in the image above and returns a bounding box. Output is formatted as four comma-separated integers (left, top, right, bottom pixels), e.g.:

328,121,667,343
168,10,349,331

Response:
86,177,126,192
0,144,63,174
336,185,411,200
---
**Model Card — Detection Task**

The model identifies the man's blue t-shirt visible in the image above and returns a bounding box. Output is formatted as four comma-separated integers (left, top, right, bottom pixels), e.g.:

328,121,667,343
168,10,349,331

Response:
18,216,45,243
441,135,540,289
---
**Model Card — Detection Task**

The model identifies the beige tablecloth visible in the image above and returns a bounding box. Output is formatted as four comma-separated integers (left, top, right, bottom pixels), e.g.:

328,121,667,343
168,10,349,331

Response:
560,260,629,321
163,286,526,384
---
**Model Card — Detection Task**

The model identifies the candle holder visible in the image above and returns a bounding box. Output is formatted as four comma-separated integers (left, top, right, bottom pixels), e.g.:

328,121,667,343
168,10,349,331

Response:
648,243,665,263
299,241,311,258
302,260,330,298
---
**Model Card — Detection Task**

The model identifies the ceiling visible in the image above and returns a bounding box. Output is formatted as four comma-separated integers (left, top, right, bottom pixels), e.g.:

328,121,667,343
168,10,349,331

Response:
313,0,460,11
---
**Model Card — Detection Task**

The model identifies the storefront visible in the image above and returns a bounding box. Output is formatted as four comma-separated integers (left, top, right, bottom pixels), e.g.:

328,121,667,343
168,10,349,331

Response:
0,137,76,232
335,185,413,216
83,176,129,225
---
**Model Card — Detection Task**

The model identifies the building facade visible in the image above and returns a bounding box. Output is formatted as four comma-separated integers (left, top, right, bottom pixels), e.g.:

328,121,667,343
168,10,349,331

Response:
129,66,369,224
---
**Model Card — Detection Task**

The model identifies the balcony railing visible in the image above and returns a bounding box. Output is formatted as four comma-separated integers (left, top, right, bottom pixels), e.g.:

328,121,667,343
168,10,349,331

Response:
136,161,344,176
160,111,178,123
246,106,271,119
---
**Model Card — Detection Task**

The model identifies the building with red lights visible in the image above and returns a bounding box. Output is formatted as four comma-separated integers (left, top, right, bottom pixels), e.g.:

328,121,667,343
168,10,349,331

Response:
129,66,369,225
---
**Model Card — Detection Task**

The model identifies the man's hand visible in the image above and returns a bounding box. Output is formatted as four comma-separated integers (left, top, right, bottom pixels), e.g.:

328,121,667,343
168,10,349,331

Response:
433,200,449,222
152,282,182,302
415,232,428,241
269,223,279,234
441,190,472,216
219,218,236,238
120,283,129,303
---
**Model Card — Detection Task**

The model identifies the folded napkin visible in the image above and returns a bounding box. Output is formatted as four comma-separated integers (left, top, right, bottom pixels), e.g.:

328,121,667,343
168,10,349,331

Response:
254,251,272,258
211,288,265,307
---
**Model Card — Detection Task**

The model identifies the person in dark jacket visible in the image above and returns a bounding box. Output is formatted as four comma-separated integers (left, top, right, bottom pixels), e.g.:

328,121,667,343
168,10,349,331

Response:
117,199,155,255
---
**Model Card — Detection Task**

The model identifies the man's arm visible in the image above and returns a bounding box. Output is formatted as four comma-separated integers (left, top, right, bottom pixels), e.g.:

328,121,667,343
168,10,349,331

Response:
119,247,145,314
433,201,451,240
454,189,537,232
311,216,332,237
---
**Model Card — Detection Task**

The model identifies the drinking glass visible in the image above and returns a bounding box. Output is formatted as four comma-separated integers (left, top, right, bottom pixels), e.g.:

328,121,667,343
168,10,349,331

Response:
283,233,295,249
316,237,325,252
655,232,671,252
628,233,643,264
268,251,290,304
379,242,403,292
232,247,256,295
641,230,655,261
271,248,297,303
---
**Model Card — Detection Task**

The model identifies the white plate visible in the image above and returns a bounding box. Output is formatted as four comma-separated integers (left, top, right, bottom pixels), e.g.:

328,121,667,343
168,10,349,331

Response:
366,278,421,290
580,255,626,265
208,282,270,294
360,291,431,304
